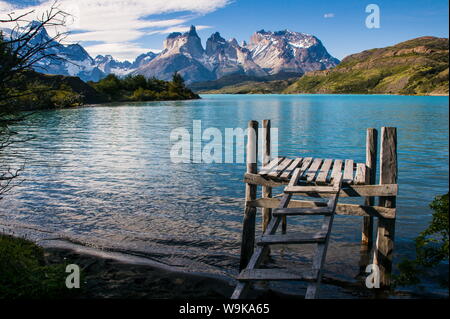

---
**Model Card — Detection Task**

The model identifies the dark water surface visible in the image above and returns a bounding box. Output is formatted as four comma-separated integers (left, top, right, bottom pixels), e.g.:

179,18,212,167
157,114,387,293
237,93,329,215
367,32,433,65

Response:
1,94,448,297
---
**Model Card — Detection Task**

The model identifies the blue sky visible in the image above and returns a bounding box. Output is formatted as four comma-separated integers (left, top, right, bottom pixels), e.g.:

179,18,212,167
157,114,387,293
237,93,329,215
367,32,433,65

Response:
1,0,448,61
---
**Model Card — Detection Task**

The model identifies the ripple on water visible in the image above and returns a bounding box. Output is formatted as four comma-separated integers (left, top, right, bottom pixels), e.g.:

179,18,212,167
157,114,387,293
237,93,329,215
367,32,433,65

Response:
1,95,448,296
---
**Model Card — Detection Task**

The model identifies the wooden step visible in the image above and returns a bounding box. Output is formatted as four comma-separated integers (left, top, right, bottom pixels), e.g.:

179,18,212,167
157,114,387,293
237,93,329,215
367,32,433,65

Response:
256,232,327,246
273,207,332,216
284,185,339,194
238,269,318,282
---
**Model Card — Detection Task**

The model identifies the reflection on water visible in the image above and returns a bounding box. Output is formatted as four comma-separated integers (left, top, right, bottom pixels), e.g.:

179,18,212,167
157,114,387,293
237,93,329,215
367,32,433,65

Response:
1,94,448,296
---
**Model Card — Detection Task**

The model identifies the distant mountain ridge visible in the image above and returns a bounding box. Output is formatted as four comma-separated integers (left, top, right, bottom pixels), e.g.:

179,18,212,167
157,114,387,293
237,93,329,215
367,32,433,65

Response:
284,36,449,95
245,30,339,74
3,22,338,83
93,52,157,78
132,26,339,83
1,21,157,82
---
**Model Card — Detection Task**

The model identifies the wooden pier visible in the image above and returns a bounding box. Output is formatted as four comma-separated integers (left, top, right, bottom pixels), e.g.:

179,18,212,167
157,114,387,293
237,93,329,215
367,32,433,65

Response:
234,120,398,299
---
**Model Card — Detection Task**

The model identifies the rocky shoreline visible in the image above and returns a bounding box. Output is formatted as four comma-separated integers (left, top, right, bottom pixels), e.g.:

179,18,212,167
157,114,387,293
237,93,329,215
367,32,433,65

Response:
1,219,444,299
0,218,303,299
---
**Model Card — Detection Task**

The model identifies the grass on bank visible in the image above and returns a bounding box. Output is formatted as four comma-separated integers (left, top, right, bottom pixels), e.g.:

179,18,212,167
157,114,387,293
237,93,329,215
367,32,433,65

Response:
0,234,78,299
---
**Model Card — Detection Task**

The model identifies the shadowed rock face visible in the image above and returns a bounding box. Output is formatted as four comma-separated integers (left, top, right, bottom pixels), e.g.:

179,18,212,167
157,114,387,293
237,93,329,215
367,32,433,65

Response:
136,27,267,83
17,21,339,84
205,32,267,79
7,21,160,81
163,25,205,59
133,53,216,83
17,21,106,82
133,27,338,83
132,26,216,83
93,52,157,77
135,26,336,83
245,30,340,74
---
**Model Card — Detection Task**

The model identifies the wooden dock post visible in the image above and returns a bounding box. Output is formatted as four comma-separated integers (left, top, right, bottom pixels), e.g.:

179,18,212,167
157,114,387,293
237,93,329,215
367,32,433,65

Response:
262,120,272,232
239,120,259,271
362,128,378,248
373,127,397,288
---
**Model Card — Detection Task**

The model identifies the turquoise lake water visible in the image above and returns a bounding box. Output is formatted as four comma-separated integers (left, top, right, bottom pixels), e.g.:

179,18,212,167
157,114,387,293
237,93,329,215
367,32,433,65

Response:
1,94,448,297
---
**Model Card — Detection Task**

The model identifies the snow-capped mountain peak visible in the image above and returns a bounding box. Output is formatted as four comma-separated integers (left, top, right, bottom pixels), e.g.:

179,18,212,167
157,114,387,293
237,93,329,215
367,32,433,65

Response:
245,29,339,74
8,22,339,84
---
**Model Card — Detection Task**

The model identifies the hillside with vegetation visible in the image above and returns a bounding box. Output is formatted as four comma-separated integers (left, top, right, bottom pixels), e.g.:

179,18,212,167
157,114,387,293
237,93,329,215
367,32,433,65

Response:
284,37,449,95
89,73,199,103
2,29,198,111
2,71,199,111
197,78,297,94
189,72,300,94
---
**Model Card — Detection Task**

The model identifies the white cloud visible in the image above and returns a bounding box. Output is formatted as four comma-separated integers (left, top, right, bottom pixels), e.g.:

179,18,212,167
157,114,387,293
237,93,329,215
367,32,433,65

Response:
69,29,145,43
0,0,230,60
148,25,212,35
85,42,161,61
324,13,335,18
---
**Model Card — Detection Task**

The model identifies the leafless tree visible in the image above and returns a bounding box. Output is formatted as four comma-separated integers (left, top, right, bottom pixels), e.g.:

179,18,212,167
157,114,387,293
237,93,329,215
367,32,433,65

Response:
0,1,71,197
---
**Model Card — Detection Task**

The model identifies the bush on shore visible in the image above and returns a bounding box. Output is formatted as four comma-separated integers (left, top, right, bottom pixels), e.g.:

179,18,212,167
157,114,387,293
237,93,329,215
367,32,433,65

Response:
2,69,198,111
89,73,199,102
395,192,449,288
0,234,79,298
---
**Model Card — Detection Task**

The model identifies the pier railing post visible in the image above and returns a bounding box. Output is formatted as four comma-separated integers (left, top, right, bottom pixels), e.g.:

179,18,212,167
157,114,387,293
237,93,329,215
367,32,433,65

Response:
362,128,378,248
262,120,272,232
374,127,397,288
239,120,259,271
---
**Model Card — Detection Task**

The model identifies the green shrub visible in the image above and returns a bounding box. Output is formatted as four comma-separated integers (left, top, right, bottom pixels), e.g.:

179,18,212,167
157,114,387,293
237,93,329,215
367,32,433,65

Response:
50,90,83,108
395,193,449,287
122,75,147,91
130,87,156,101
0,235,78,299
91,74,122,100
88,72,198,102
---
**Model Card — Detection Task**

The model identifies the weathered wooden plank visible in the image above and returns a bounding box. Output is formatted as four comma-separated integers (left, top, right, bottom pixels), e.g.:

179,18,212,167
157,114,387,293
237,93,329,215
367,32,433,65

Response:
244,173,286,187
261,120,272,233
238,269,318,281
273,207,332,216
298,157,313,179
292,184,397,197
284,185,339,194
247,198,396,219
257,232,327,245
261,120,271,167
268,158,294,178
336,204,396,219
243,175,398,197
305,158,323,182
315,159,333,184
258,157,284,175
232,163,305,299
239,120,258,271
343,159,354,184
280,157,303,179
354,163,367,185
232,194,292,299
362,128,378,248
287,168,300,188
282,165,303,233
374,127,397,288
305,173,342,299
330,159,343,182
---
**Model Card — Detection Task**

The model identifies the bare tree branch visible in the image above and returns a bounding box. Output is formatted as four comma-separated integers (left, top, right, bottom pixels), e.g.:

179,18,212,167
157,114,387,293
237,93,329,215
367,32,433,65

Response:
1,1,71,197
